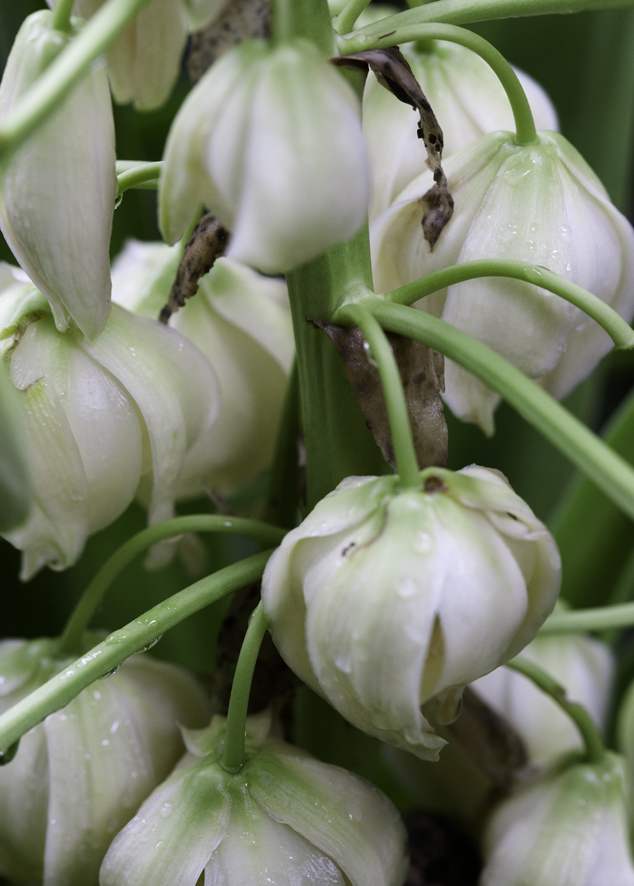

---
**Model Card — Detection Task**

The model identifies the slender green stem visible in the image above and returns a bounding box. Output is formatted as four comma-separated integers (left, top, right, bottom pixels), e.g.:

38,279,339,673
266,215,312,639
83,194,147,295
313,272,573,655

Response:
333,0,373,35
264,361,301,529
507,656,606,764
0,0,152,164
337,23,537,144
383,260,634,352
348,300,634,524
221,602,269,773
0,552,274,756
337,304,420,488
539,601,634,635
51,0,76,32
358,0,634,24
272,0,294,44
58,516,286,656
116,161,162,196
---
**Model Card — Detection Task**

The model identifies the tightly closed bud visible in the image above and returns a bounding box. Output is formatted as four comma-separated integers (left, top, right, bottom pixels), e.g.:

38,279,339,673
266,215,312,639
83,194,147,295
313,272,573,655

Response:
0,11,116,340
0,276,218,579
262,465,561,761
100,712,408,886
481,752,634,886
473,627,613,768
364,40,558,219
0,636,210,886
160,38,370,274
112,240,294,496
372,131,634,433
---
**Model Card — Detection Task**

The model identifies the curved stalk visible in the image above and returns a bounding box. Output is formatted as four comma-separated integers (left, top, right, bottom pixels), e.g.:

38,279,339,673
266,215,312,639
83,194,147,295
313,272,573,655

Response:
382,259,634,352
58,516,287,655
221,602,269,773
507,656,606,764
539,601,634,635
116,161,162,196
340,300,634,524
337,304,421,488
333,0,374,34
361,1,634,26
337,22,537,144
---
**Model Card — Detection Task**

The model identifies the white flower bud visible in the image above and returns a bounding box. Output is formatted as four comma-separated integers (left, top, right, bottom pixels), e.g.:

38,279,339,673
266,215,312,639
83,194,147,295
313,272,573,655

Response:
364,41,558,220
0,636,210,885
100,712,408,886
0,277,218,579
473,629,613,768
481,752,634,886
262,465,561,761
371,131,634,433
0,11,116,340
160,38,370,275
112,240,294,496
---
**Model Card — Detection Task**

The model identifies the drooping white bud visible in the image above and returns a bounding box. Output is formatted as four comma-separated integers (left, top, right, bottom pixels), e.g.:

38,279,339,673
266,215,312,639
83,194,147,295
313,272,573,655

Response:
262,465,561,761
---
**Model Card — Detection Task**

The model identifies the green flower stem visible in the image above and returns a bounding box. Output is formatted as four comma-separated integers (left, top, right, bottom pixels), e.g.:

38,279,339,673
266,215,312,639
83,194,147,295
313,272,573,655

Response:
507,656,606,764
51,0,76,32
116,161,162,196
337,22,537,144
58,516,287,656
221,602,269,773
337,304,420,488
539,601,634,635
384,259,634,352
0,0,152,164
333,0,374,35
368,0,634,23
0,551,274,756
264,361,301,529
346,299,634,523
272,0,334,55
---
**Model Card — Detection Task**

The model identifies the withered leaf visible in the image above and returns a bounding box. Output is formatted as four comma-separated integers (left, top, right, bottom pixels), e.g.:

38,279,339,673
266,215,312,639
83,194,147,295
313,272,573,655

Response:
159,213,229,324
317,322,447,470
333,47,454,247
187,0,271,83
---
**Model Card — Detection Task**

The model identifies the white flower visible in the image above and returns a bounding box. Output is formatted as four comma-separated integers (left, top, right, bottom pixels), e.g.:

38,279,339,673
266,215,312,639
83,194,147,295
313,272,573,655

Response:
112,240,294,496
0,357,30,533
160,37,370,275
0,636,210,886
0,275,218,579
100,712,408,886
481,752,634,886
47,0,224,110
473,628,614,767
364,40,558,220
262,465,561,761
0,10,116,340
371,130,634,433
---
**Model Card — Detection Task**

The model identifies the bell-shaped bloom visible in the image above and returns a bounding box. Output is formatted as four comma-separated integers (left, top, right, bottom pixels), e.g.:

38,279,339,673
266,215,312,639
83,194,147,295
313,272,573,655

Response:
473,627,613,768
481,752,634,886
371,131,634,433
0,274,218,579
100,712,408,886
364,40,558,220
262,465,561,761
0,10,116,340
160,37,370,275
0,635,210,886
112,239,294,496
47,0,224,110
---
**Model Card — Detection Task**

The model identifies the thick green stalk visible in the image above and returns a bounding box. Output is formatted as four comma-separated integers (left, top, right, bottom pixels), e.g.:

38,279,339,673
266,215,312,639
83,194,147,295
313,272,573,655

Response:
540,601,634,635
272,0,335,55
0,0,152,164
116,161,161,197
384,260,634,352
349,300,634,524
221,602,269,773
0,552,274,756
370,0,634,23
58,516,287,655
51,0,76,32
337,304,420,488
264,361,301,529
507,656,606,764
337,22,537,144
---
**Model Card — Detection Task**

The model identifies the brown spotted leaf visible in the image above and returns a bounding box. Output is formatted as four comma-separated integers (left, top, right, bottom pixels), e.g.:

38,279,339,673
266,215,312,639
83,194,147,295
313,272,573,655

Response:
187,0,271,82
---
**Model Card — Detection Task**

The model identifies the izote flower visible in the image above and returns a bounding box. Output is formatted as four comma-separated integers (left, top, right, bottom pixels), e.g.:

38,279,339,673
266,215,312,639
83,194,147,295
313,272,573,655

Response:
160,37,370,275
371,130,634,433
0,273,218,579
0,10,116,340
481,752,634,886
262,465,561,760
0,635,210,886
112,240,294,496
100,712,408,886
0,357,30,533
